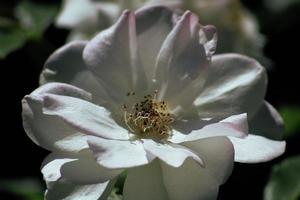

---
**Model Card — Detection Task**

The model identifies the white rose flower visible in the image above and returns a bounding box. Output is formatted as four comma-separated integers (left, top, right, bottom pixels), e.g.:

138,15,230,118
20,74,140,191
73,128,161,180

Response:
23,7,285,200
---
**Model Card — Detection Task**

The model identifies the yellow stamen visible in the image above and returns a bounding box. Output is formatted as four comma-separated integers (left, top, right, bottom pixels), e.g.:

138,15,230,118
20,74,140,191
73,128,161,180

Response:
122,90,174,140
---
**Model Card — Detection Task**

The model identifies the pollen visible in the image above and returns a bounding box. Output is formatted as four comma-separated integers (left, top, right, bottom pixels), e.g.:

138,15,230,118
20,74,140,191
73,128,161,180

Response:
122,90,174,140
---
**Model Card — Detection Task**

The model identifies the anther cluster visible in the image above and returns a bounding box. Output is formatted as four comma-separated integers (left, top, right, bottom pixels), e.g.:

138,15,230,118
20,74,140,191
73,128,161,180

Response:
123,91,174,140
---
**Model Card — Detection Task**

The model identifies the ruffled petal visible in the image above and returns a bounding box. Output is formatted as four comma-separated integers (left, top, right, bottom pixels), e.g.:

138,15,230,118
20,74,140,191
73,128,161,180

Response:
142,139,203,167
42,154,116,200
135,6,177,83
87,136,150,169
40,41,111,107
228,134,286,163
22,83,91,152
83,10,147,106
154,11,210,112
39,93,130,140
162,137,234,200
194,53,267,119
170,114,248,143
123,160,169,200
249,101,284,140
41,153,116,200
41,153,121,185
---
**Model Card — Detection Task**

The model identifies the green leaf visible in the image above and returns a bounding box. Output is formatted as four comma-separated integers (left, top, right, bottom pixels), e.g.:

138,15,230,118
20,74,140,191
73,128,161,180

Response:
264,156,300,200
279,105,300,138
15,0,58,39
0,178,44,200
0,27,27,59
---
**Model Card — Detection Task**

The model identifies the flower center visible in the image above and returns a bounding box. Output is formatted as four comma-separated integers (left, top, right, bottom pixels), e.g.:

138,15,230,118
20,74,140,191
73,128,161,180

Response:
122,90,174,140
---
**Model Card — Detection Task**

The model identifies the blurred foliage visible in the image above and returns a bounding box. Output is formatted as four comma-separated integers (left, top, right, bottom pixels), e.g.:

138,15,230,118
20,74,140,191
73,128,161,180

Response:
0,178,44,200
0,0,58,59
15,0,58,39
264,0,300,13
264,156,300,200
0,20,27,59
107,188,123,200
279,106,300,138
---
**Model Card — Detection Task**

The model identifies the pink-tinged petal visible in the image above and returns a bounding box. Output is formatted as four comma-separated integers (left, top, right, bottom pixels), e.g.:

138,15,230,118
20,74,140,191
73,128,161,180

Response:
228,134,286,163
249,101,284,140
40,41,112,108
40,94,130,140
169,114,248,143
22,83,91,152
87,136,150,169
154,11,209,112
135,6,177,83
123,160,169,200
142,139,203,167
162,137,234,200
83,10,147,105
194,53,267,119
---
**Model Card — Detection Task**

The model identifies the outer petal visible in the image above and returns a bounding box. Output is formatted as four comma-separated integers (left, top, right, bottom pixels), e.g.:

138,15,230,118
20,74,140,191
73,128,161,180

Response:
154,11,210,112
40,94,130,140
41,153,117,200
162,137,234,200
170,114,248,143
83,10,146,106
87,136,150,169
40,41,111,107
249,101,284,140
22,83,91,152
41,153,120,185
123,160,169,200
135,6,177,83
228,134,286,163
194,54,267,119
142,139,203,167
45,182,111,200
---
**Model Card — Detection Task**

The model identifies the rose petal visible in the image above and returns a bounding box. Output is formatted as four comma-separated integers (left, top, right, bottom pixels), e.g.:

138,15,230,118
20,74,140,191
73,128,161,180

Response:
169,114,248,143
45,180,113,200
40,41,111,107
83,10,147,105
40,94,130,140
142,139,203,167
135,6,177,83
154,11,209,112
228,134,286,163
22,83,91,152
162,137,234,200
123,160,169,200
249,101,284,140
41,153,121,185
194,53,267,119
87,136,150,169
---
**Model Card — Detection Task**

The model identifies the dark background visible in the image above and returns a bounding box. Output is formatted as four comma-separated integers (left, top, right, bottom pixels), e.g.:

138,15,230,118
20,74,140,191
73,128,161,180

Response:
0,0,299,199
